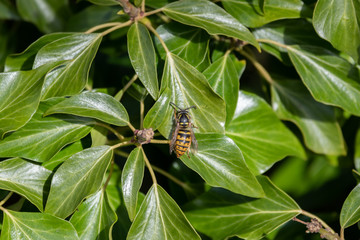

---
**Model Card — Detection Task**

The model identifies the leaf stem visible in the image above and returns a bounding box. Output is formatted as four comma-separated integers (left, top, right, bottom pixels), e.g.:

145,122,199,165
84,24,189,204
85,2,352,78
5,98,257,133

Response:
95,122,124,140
143,8,163,17
257,38,289,50
145,21,170,53
111,141,134,149
127,122,136,132
116,74,138,101
0,192,13,207
141,147,157,184
114,149,130,158
301,210,336,234
140,100,144,129
150,139,170,144
340,227,344,240
100,20,133,37
85,22,123,34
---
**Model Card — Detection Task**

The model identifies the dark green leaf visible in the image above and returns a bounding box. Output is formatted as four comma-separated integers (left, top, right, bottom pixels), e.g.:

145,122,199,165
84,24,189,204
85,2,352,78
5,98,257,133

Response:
122,77,148,101
355,129,360,171
127,184,201,240
179,133,264,198
163,0,260,50
340,183,360,229
226,91,305,174
185,176,301,240
1,210,79,240
0,0,19,20
87,0,119,6
0,98,93,162
45,145,113,218
44,91,129,126
0,158,51,210
121,147,145,221
271,79,346,155
313,0,360,62
70,189,117,240
128,22,159,100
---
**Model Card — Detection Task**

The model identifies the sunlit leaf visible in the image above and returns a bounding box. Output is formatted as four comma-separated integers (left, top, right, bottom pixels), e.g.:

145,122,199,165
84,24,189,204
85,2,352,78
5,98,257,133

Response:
340,183,360,229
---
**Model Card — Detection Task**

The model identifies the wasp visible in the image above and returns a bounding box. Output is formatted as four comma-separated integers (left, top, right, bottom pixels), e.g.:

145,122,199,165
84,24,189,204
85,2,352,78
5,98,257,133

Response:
169,102,198,158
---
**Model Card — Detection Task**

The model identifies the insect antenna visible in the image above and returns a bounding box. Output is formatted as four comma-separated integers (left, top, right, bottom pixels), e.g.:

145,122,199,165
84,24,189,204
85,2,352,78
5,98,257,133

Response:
170,102,182,110
184,105,197,110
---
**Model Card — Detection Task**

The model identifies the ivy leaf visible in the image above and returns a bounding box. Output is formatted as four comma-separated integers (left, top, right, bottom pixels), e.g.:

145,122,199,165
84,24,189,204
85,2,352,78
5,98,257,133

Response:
180,133,263,198
0,62,61,138
127,184,201,240
0,158,52,211
1,210,79,240
226,91,305,174
340,184,360,229
313,0,360,62
32,33,102,99
222,0,309,28
44,91,129,126
271,79,346,155
155,22,210,71
45,145,113,218
70,189,117,240
163,0,260,50
355,129,360,171
203,54,245,126
121,147,145,221
128,22,159,100
185,176,301,240
288,45,360,116
0,98,93,162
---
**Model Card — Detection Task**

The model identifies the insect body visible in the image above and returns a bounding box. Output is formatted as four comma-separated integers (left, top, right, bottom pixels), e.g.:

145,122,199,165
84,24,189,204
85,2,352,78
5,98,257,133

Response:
169,102,198,158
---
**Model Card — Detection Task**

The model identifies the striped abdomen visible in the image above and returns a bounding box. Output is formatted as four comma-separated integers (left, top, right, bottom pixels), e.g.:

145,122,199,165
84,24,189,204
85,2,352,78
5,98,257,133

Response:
175,128,191,158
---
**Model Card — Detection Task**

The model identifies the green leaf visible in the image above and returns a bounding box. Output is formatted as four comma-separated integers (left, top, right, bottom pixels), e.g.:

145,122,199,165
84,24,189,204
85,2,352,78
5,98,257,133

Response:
128,22,159,100
288,45,360,116
32,33,102,99
340,183,360,229
158,53,226,138
313,0,360,62
0,98,93,162
355,129,360,171
226,91,305,174
86,0,119,6
70,189,117,240
185,176,301,240
0,62,61,138
155,22,210,71
203,55,245,126
271,79,346,155
180,133,264,198
121,147,145,221
0,158,51,211
44,91,129,126
127,184,201,240
222,0,309,28
1,210,79,240
16,0,70,33
45,145,113,218
0,0,19,20
163,0,260,50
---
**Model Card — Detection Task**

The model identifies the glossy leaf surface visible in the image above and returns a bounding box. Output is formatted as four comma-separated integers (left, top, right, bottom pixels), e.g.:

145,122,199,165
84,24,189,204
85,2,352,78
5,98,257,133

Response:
163,0,259,49
45,145,113,218
0,158,51,210
180,133,264,198
70,189,117,240
226,91,305,174
340,184,360,228
1,210,79,240
45,91,129,126
128,22,159,100
127,184,200,240
185,176,301,240
0,98,93,162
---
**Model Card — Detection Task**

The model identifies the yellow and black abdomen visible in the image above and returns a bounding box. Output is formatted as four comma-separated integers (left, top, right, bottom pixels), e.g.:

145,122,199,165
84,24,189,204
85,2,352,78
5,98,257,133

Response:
174,128,192,158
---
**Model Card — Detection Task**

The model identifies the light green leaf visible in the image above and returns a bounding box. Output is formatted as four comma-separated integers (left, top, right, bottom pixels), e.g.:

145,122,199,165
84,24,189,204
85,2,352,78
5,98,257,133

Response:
1,210,79,240
0,62,61,138
121,147,145,221
127,184,201,240
128,22,159,100
163,0,260,50
32,33,102,99
288,45,360,116
155,22,210,71
70,189,117,240
158,53,226,138
45,145,113,218
271,79,346,155
185,176,301,240
0,98,93,162
313,0,360,62
0,158,51,211
226,91,305,174
203,54,245,126
180,133,264,198
222,0,309,28
340,184,360,229
44,91,129,126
